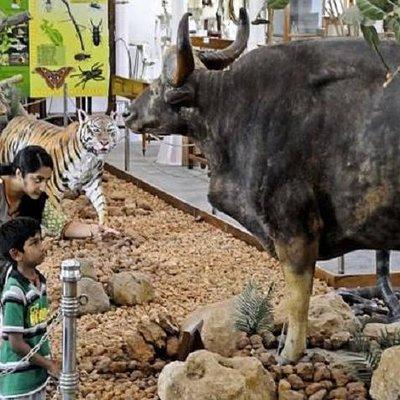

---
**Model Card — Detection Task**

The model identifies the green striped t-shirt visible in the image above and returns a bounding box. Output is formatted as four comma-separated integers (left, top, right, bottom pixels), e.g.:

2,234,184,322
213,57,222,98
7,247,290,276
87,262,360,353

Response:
0,268,51,398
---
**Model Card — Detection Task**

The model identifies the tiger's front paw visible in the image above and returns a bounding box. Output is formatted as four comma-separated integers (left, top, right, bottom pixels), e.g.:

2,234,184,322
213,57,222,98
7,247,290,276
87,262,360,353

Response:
99,213,109,226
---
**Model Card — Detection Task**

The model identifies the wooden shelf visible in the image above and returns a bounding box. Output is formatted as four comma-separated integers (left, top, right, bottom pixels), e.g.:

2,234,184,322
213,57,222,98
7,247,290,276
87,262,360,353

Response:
190,36,233,50
111,75,149,100
188,154,207,166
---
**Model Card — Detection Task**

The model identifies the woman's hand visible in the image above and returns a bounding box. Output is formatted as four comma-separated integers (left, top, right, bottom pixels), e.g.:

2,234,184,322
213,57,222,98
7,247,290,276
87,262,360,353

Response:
63,221,121,240
90,224,121,238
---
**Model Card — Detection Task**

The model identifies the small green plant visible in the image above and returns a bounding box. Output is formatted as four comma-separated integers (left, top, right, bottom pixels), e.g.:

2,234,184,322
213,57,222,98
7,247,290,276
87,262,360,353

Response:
378,327,400,349
340,327,400,387
233,280,274,336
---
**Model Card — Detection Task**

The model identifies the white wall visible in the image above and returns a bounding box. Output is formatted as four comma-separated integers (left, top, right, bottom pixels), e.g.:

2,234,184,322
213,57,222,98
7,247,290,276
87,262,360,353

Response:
47,0,258,113
248,0,266,49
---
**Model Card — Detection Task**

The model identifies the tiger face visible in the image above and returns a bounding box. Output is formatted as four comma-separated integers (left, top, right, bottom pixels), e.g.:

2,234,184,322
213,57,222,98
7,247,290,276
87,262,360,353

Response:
78,110,122,156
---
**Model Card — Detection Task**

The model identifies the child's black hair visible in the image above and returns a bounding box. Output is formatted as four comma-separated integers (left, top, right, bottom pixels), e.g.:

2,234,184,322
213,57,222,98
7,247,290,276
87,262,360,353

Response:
0,217,41,264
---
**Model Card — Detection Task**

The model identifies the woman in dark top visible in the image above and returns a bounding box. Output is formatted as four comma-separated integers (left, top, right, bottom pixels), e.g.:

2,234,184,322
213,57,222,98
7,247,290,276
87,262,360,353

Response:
0,145,117,238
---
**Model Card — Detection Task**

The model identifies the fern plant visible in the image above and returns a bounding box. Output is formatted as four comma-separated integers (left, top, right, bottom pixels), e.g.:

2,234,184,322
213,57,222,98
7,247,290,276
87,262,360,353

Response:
339,327,400,387
378,327,400,349
233,280,274,336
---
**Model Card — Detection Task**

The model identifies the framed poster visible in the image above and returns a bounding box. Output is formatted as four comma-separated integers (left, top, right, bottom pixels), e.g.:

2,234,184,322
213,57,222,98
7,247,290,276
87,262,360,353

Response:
29,0,110,97
0,0,30,95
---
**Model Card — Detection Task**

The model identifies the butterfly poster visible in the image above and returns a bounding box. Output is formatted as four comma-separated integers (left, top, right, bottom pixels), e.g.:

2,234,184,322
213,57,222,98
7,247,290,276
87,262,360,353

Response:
29,0,110,97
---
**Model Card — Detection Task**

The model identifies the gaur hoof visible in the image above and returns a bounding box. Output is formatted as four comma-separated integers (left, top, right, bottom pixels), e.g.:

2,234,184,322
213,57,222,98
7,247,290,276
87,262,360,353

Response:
280,348,307,364
276,354,293,366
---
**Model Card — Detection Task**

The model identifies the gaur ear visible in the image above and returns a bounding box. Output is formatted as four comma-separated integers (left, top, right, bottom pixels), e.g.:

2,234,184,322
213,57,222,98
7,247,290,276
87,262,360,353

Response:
77,109,88,124
164,84,195,107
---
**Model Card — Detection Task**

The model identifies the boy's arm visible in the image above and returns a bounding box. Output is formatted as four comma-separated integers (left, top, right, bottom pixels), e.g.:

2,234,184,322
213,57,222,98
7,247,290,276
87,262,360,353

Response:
8,333,58,374
2,289,60,377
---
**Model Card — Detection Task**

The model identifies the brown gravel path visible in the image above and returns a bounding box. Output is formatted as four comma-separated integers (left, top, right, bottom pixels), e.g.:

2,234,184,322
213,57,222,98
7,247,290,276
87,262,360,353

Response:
42,173,328,400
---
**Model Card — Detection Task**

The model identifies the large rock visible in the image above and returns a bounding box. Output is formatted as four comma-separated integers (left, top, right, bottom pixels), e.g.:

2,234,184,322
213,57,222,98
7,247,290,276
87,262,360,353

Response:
158,350,276,400
109,271,155,306
124,332,155,363
77,278,110,315
275,292,359,338
363,321,400,341
181,298,242,357
137,318,167,350
370,345,400,400
78,259,97,281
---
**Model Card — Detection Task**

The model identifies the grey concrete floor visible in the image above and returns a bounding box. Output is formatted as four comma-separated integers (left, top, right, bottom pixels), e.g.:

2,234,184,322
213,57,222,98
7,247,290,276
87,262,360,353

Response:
107,139,400,276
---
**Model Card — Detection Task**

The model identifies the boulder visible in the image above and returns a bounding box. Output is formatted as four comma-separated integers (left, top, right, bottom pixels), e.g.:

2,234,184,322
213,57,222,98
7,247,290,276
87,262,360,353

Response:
279,390,305,400
181,298,242,357
370,345,400,400
275,292,359,339
77,278,110,315
137,318,167,350
109,271,154,306
78,259,97,281
166,337,179,358
308,389,327,400
363,321,400,341
124,332,155,364
158,350,276,400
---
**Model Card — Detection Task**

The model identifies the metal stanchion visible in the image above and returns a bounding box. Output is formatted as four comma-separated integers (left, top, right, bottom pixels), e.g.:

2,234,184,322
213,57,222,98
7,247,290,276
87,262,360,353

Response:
338,255,345,275
63,84,68,127
59,259,81,400
124,125,130,171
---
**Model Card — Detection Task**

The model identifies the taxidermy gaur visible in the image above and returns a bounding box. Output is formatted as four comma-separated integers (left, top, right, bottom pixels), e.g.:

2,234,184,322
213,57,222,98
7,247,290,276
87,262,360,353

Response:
125,9,400,361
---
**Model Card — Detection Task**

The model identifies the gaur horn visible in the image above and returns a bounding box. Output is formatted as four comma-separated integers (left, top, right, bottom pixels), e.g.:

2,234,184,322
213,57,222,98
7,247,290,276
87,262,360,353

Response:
171,13,195,87
197,8,249,70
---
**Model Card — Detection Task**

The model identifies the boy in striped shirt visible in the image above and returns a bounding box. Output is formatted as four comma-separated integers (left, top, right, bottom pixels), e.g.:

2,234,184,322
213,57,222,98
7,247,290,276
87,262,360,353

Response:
0,217,59,399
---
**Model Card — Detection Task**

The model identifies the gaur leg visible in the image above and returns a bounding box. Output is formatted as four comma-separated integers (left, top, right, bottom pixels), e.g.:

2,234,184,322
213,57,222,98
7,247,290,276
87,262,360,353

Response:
376,250,400,318
338,251,400,321
275,237,318,362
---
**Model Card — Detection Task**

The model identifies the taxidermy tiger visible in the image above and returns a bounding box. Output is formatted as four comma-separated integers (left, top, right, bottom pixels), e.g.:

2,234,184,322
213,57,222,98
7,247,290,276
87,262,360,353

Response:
0,110,121,224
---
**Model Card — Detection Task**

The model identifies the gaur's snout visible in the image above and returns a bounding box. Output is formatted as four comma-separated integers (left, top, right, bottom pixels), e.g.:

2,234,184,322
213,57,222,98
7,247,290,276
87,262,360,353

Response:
124,108,138,124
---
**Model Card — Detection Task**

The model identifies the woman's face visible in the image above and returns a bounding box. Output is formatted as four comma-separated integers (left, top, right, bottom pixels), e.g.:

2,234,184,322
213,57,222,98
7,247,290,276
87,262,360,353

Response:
21,166,53,199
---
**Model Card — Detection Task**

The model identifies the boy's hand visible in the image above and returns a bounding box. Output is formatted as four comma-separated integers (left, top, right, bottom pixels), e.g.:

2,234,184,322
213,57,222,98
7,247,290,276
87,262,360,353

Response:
47,359,61,379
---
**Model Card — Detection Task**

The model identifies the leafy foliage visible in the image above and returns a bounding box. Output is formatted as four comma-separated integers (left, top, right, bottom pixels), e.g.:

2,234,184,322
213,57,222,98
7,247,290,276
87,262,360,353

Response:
341,350,381,385
233,281,274,336
356,0,400,49
268,0,290,10
377,327,400,349
357,0,387,20
341,329,382,386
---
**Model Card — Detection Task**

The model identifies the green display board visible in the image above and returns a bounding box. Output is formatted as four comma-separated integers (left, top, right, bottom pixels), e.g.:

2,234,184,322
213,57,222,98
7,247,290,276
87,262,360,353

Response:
0,0,30,95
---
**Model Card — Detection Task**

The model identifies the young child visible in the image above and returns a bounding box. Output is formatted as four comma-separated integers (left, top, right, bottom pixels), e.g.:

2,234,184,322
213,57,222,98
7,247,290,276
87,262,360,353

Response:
0,217,59,399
